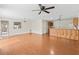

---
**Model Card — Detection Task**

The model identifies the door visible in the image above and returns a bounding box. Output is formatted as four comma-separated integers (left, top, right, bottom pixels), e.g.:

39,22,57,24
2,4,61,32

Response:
1,21,9,36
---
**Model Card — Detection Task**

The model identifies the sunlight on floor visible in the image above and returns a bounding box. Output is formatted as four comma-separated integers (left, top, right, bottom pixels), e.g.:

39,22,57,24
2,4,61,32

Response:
50,49,54,55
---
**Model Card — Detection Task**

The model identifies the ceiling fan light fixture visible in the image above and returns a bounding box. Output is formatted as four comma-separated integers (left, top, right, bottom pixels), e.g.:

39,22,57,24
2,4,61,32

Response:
32,4,55,15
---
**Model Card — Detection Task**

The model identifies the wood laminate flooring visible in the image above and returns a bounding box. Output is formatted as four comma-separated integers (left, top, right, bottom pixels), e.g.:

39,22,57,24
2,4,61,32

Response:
0,33,79,55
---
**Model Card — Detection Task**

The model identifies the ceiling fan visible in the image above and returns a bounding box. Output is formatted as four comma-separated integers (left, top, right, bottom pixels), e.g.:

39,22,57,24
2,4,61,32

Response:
32,4,55,15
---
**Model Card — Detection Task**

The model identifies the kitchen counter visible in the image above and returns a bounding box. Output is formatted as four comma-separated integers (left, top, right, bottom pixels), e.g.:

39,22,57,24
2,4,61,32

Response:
49,28,79,40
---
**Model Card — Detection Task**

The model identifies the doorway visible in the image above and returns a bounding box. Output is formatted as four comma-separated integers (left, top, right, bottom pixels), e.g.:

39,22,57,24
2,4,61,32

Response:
0,20,9,37
47,21,53,35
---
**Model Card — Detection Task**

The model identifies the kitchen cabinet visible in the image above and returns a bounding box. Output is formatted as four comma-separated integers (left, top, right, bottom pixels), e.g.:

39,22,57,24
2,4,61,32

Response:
49,28,79,40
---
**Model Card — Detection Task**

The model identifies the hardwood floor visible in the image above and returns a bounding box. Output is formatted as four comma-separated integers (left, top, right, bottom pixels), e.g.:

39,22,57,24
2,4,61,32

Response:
0,33,79,55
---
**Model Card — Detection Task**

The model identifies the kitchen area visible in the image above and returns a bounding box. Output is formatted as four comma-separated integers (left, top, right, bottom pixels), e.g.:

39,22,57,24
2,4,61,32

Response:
48,17,79,40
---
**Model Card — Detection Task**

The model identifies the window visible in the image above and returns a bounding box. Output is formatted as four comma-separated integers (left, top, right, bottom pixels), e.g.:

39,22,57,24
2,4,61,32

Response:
14,22,21,29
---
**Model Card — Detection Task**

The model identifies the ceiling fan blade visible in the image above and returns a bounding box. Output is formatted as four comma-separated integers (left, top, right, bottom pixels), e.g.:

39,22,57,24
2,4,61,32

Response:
38,11,41,15
38,4,42,7
38,4,42,9
45,6,55,10
44,10,50,14
32,10,40,11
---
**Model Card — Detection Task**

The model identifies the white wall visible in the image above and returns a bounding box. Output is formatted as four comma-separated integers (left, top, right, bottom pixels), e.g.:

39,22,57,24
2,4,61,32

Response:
0,17,45,36
31,20,43,34
30,20,48,34
42,20,48,34
0,18,30,36
9,20,30,36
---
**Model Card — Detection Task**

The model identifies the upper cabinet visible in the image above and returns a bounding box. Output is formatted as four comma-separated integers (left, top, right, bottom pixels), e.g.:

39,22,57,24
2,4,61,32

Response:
73,17,79,30
48,21,53,28
73,17,78,25
78,18,79,24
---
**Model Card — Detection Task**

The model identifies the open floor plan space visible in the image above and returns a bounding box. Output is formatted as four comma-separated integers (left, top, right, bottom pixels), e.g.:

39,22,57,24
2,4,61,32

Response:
0,4,79,55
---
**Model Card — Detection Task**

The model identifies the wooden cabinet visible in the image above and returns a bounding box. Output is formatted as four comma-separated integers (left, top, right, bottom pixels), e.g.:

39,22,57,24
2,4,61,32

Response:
78,19,79,24
49,28,79,40
48,21,53,28
73,17,78,25
73,17,79,29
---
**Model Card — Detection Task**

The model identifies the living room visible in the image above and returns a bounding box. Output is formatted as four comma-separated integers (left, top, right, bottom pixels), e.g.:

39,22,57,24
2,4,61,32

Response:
0,4,79,55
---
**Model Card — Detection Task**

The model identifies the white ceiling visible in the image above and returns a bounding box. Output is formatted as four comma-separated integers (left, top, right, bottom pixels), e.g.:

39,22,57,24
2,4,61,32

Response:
0,4,79,20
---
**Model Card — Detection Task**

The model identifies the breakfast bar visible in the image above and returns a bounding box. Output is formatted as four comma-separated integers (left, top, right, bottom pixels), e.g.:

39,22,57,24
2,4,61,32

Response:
49,28,79,40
